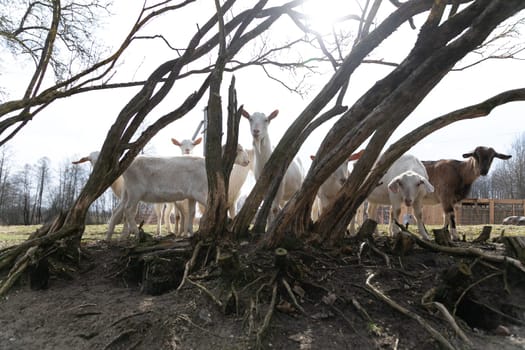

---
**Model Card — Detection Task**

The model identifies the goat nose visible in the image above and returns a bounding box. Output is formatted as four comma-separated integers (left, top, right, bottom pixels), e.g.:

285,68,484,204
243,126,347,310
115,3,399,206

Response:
405,199,413,206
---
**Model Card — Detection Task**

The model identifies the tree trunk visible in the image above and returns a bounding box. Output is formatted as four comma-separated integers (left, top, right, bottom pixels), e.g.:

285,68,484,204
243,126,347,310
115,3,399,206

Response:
267,0,525,247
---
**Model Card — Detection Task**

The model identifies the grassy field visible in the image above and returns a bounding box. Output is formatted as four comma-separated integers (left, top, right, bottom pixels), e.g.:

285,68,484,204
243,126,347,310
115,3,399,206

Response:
1,223,524,249
0,224,159,249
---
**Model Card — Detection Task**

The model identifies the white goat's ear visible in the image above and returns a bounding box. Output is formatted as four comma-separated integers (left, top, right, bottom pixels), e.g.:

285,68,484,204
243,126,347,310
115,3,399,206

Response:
193,137,203,145
241,109,250,118
171,138,181,146
421,178,434,193
388,178,401,193
268,109,279,121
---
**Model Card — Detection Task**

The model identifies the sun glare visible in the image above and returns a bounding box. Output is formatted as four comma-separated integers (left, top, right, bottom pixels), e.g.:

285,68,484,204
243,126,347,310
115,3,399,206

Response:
301,1,349,34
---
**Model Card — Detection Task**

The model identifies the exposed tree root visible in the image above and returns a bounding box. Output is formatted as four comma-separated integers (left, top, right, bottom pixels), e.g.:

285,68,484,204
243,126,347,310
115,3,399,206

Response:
282,277,306,315
351,296,374,323
256,283,277,349
365,273,456,350
103,329,137,350
186,277,224,309
453,271,503,316
0,254,30,297
177,240,203,291
408,231,525,273
430,301,473,347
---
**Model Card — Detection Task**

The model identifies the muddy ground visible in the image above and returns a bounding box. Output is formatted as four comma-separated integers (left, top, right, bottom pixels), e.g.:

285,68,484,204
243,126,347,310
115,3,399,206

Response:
1,230,525,350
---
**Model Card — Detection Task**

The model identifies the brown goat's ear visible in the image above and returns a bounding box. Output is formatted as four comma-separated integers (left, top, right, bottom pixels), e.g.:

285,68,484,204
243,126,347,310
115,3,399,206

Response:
268,109,279,120
241,109,250,118
193,137,203,145
495,152,512,160
171,138,181,146
462,151,474,159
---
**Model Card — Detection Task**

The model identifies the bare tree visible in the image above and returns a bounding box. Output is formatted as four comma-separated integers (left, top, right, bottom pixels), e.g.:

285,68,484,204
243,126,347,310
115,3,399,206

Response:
229,0,525,247
0,146,13,218
476,133,525,198
0,0,524,298
31,157,51,224
0,0,312,295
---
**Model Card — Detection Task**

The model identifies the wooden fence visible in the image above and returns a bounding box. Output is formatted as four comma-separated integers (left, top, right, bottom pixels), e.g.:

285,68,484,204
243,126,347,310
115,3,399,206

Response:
138,198,525,227
375,198,525,225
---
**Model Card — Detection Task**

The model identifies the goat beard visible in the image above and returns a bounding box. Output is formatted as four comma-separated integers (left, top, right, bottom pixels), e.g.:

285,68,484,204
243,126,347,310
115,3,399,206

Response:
253,136,262,154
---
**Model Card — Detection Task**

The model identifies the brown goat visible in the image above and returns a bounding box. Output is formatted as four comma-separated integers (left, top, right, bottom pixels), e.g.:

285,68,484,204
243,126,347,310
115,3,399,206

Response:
422,146,511,240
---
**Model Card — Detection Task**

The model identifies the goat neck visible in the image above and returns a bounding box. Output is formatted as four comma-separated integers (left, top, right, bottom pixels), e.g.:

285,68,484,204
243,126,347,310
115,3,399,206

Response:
460,157,481,185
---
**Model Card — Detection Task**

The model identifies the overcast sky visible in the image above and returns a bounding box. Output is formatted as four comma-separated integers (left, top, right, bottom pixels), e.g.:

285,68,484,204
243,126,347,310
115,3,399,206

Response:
3,1,524,175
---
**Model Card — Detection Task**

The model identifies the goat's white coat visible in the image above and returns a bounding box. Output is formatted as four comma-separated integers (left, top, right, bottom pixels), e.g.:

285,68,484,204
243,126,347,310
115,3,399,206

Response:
107,145,250,239
227,148,254,217
156,139,252,236
242,109,304,227
367,154,434,239
153,137,203,236
311,150,364,221
72,152,128,233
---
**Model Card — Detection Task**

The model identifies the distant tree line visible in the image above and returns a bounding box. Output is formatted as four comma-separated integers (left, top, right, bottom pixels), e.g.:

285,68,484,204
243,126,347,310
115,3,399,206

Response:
470,133,525,199
0,146,117,225
0,133,523,226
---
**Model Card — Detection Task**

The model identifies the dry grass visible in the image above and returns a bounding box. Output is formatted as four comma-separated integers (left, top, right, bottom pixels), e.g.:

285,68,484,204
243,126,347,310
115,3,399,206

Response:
376,224,525,240
0,223,524,249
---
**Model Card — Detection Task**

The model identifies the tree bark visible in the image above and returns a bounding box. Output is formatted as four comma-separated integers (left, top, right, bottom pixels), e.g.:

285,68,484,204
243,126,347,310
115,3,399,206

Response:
267,0,525,247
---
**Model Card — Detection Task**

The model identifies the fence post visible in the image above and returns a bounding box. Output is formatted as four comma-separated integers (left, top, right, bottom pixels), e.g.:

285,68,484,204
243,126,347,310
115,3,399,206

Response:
489,199,494,224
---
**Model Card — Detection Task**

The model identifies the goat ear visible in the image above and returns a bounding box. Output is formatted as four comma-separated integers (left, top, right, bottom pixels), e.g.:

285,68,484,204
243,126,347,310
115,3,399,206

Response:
388,178,400,193
193,137,203,145
462,151,474,158
268,109,279,121
421,178,434,193
495,152,512,160
72,156,89,164
241,109,250,118
171,138,181,146
349,149,364,161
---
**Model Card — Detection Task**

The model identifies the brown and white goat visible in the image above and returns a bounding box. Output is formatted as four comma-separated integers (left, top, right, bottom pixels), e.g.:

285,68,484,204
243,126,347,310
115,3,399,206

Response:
422,146,511,240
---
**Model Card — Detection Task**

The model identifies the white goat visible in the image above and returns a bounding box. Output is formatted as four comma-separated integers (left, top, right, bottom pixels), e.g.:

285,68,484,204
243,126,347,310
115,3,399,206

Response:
367,154,435,239
227,148,254,217
422,146,511,240
172,137,202,155
107,144,250,239
310,150,363,221
72,152,128,232
153,137,203,236
241,109,304,227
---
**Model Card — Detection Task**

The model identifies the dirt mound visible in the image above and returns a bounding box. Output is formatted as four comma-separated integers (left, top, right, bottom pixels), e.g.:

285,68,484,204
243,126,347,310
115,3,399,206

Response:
1,236,524,350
